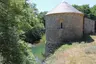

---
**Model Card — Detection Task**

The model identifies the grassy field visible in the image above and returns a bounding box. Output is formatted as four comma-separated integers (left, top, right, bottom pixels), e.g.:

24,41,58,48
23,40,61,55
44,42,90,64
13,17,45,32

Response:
45,35,96,64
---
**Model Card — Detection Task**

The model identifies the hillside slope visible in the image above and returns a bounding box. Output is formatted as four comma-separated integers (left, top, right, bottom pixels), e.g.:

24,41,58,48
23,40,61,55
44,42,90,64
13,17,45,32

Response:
45,35,96,64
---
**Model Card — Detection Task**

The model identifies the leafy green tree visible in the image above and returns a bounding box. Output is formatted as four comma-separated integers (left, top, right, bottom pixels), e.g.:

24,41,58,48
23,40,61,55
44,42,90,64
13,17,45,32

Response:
37,11,47,26
0,0,36,64
73,4,91,17
23,25,45,44
90,5,96,20
18,2,45,44
73,4,96,20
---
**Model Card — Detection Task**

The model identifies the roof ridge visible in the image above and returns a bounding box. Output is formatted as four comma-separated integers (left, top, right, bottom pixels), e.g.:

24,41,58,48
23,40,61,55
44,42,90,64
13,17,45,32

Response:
61,1,68,4
46,2,84,15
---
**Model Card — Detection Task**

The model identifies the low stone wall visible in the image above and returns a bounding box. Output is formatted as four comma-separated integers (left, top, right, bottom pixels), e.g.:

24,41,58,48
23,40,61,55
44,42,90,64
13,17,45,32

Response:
45,42,63,57
84,18,95,34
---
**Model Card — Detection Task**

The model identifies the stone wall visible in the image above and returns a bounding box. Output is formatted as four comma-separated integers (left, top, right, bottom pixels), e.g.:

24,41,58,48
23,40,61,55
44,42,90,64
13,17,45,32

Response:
84,18,95,34
45,13,84,56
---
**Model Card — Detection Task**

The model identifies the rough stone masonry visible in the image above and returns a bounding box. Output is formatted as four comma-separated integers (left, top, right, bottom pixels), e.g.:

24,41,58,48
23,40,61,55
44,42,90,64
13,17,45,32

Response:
45,1,95,56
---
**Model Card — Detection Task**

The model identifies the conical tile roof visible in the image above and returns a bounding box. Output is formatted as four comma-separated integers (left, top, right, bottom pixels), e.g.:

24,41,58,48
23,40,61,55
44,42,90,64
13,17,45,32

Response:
46,2,84,15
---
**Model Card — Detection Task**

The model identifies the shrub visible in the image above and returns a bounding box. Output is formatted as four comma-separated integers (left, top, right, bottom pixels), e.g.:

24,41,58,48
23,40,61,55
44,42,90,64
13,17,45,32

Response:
21,25,45,44
19,41,37,64
0,40,37,64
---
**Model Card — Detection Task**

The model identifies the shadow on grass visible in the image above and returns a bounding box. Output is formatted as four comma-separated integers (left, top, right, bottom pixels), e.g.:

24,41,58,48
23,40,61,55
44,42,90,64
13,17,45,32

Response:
61,35,94,45
51,35,94,54
82,35,94,43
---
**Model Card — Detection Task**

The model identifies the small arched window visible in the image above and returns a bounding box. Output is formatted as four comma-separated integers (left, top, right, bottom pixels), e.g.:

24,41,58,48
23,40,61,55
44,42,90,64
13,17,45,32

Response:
59,19,63,29
56,18,64,29
61,22,63,29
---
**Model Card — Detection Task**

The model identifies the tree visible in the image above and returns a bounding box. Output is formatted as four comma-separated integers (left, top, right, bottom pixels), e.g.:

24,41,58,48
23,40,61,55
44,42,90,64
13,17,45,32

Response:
0,0,36,64
72,4,96,20
90,5,96,20
18,2,45,44
73,4,91,17
37,11,47,26
24,25,45,44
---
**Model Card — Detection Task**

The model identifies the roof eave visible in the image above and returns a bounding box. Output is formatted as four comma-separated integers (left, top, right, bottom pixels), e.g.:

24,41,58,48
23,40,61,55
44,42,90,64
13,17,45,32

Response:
46,12,84,16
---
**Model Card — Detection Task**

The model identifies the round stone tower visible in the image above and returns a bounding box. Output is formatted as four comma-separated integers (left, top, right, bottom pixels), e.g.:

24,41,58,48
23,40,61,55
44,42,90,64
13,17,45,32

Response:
45,2,84,56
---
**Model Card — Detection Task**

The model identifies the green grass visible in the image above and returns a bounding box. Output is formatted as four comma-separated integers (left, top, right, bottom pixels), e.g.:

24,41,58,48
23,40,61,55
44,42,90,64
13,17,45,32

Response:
59,44,73,50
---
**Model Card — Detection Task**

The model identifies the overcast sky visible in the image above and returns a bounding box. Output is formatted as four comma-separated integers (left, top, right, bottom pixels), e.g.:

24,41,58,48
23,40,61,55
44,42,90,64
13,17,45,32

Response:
28,0,96,12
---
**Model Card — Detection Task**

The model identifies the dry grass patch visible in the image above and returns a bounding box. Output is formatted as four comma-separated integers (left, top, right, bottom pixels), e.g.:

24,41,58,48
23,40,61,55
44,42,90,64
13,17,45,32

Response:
45,36,96,64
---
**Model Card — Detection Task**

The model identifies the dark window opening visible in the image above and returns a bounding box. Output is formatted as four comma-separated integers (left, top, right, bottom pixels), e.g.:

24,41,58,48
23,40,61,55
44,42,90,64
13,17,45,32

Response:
61,22,63,29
